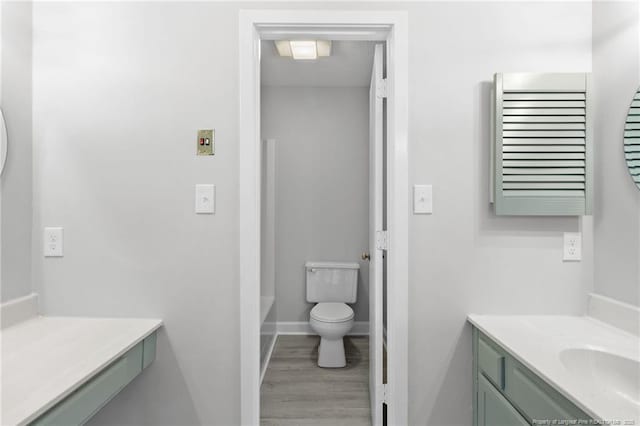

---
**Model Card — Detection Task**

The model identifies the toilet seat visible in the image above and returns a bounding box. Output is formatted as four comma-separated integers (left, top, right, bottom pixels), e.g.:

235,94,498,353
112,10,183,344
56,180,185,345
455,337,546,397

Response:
310,302,354,323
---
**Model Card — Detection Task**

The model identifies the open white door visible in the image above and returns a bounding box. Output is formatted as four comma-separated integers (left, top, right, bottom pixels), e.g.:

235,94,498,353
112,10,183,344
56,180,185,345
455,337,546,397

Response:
369,43,385,426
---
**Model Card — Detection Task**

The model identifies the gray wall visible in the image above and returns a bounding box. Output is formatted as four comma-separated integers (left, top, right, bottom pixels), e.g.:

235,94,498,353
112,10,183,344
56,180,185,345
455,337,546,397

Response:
261,86,370,322
1,1,32,302
33,3,240,425
31,2,593,425
592,0,640,307
407,3,592,424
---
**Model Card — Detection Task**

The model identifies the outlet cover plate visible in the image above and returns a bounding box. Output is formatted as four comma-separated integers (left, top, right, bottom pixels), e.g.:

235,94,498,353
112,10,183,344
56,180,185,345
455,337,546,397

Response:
44,227,64,257
563,232,582,261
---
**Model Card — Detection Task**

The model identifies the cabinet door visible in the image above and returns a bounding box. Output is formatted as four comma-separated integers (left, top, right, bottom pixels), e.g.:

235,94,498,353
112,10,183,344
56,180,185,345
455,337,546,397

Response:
478,375,529,426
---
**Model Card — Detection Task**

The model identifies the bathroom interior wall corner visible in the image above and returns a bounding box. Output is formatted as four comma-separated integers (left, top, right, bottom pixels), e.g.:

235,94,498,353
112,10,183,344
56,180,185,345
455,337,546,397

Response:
593,0,640,307
407,2,592,425
1,1,33,303
31,2,241,425
261,86,370,323
31,2,594,426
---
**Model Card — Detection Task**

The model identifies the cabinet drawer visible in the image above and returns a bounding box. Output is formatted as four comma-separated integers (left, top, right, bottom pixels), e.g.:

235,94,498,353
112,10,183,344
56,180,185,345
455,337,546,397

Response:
32,342,144,426
478,335,506,390
506,360,590,424
478,375,529,426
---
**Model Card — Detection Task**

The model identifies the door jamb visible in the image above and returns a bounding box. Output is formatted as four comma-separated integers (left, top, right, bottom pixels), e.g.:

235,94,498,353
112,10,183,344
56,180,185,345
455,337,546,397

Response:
239,9,409,425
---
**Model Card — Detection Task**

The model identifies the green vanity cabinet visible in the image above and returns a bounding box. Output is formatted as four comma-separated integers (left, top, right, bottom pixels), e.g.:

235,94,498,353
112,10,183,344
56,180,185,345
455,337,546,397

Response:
473,328,592,426
31,331,158,426
478,375,529,426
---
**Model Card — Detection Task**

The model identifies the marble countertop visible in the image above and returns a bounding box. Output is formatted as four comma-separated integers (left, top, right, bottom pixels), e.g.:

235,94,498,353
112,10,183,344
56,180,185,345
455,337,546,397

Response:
468,315,640,424
0,316,162,425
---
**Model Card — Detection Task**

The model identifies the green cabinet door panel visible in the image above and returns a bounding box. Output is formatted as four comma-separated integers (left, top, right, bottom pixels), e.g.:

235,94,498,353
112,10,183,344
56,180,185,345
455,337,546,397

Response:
506,360,590,424
478,337,506,390
142,332,157,369
473,328,593,426
478,375,529,426
32,342,143,426
32,331,158,426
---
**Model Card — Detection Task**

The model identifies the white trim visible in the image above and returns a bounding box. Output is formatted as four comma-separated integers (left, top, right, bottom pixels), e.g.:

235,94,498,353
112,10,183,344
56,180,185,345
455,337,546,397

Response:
1,293,38,329
587,293,640,336
260,323,370,385
277,321,370,336
239,10,409,426
260,331,278,386
239,10,261,425
260,296,275,325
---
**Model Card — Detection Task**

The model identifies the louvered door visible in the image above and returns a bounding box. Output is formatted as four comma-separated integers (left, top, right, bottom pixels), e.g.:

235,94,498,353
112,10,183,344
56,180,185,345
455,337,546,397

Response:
492,73,592,216
625,88,640,189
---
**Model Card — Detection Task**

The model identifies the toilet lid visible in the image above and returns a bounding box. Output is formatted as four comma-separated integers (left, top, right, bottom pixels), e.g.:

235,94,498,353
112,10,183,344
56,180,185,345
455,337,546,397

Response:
310,303,354,323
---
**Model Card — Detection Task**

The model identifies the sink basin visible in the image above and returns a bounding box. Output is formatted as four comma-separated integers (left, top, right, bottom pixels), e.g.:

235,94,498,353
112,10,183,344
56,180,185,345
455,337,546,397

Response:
560,348,640,406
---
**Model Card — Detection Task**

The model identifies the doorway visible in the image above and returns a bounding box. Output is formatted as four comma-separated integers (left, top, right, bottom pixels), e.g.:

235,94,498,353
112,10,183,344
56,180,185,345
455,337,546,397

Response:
239,10,409,426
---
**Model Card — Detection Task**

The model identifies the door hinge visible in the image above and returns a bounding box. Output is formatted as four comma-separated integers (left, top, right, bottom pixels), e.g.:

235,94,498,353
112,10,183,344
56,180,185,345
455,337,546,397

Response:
376,230,389,250
379,383,388,404
376,78,388,99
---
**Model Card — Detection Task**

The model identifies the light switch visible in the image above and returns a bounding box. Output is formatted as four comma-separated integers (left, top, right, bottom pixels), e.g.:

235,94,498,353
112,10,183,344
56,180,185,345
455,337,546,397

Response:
44,227,64,257
195,184,215,214
414,185,433,214
563,232,581,261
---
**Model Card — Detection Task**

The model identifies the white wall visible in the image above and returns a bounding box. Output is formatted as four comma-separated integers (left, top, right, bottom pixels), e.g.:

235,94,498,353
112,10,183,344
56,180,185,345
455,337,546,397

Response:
592,0,640,307
1,1,32,303
32,3,240,424
31,2,593,425
261,86,370,322
406,2,592,424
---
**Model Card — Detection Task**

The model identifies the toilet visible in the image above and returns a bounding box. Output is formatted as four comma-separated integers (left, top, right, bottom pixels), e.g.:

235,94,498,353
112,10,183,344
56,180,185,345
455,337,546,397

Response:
306,261,359,368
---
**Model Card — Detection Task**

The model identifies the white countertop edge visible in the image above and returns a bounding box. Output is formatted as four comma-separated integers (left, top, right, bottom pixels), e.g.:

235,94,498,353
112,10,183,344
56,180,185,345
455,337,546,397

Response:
16,317,163,425
467,314,602,421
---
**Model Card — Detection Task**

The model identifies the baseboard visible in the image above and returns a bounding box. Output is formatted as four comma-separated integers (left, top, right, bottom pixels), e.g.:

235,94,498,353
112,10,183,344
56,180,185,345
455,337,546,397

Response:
276,321,369,336
261,321,370,383
1,293,38,330
587,292,640,336
260,332,278,386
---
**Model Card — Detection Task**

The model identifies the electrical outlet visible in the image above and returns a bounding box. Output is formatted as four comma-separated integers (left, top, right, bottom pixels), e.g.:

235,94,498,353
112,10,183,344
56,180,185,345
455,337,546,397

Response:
44,227,64,257
563,232,581,261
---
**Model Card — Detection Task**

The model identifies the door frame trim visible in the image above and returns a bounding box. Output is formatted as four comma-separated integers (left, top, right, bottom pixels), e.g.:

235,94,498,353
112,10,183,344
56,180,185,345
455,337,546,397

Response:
238,9,409,425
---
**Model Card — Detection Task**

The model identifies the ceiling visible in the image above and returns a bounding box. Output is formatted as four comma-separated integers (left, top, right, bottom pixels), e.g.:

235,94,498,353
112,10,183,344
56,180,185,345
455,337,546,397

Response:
260,40,377,87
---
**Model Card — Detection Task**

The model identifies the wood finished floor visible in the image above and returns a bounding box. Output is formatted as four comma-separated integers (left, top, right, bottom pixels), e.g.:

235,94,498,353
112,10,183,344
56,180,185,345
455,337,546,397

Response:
260,335,371,426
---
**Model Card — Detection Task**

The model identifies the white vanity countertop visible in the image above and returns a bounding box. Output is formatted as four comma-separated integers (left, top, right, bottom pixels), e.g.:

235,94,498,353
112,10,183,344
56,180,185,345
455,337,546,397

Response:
468,315,640,424
0,316,162,426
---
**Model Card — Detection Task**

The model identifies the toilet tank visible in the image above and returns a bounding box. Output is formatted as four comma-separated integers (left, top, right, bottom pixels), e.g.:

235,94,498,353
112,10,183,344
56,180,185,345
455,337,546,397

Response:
305,261,359,303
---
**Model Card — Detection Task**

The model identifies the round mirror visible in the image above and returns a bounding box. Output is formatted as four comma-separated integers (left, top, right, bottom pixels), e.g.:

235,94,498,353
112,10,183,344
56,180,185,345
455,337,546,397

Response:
625,87,640,190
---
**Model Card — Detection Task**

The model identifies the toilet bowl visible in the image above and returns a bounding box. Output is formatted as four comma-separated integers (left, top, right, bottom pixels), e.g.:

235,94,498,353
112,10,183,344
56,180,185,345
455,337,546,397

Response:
305,261,359,368
309,302,354,368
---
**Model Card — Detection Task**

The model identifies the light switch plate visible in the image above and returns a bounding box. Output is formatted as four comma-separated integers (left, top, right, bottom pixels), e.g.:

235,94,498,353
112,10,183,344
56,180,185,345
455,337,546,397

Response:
44,227,64,257
563,232,582,261
195,184,215,214
197,129,215,156
414,184,433,214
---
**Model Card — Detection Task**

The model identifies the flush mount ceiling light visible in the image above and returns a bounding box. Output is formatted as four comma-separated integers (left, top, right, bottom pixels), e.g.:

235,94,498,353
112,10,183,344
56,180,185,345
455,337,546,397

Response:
274,40,332,60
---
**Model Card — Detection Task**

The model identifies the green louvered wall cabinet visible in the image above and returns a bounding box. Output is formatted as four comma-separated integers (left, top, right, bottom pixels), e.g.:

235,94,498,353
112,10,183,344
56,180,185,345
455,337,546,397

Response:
491,72,593,216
